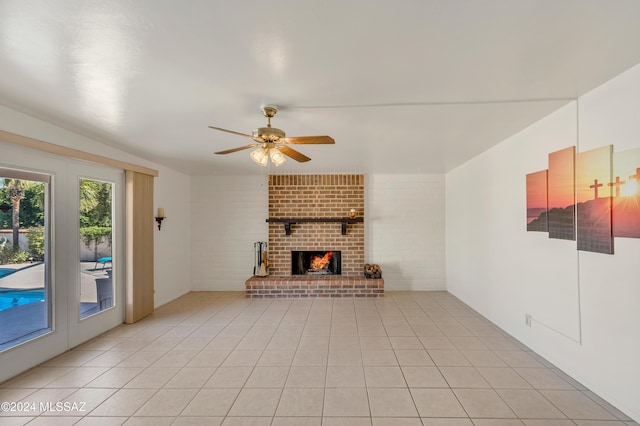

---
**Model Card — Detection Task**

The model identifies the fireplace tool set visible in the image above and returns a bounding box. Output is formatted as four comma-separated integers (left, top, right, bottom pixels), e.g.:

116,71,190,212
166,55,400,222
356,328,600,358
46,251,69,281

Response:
254,241,268,276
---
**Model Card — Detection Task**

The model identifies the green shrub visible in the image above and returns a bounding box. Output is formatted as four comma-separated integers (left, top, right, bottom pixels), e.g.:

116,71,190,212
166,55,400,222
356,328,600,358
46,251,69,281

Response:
0,245,30,264
80,226,112,247
9,249,30,263
27,226,45,260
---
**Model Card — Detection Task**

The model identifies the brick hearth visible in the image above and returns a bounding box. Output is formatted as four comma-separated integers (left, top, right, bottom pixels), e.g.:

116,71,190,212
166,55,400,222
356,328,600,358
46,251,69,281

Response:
246,275,384,298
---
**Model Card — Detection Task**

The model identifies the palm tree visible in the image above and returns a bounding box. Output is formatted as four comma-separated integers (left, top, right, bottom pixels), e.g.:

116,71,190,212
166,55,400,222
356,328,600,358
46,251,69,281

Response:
79,179,113,260
4,179,25,249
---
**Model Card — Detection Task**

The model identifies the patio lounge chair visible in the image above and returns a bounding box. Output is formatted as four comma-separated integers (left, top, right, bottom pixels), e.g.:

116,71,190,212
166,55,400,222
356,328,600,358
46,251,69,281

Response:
95,257,112,270
95,277,113,310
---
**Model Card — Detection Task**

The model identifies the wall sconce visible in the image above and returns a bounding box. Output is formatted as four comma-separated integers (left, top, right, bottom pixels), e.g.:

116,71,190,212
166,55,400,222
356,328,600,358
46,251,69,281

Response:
155,207,165,230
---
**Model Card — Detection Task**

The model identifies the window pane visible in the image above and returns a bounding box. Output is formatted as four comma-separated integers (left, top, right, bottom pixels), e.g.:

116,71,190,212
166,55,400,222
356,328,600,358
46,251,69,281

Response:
79,179,114,319
0,174,50,351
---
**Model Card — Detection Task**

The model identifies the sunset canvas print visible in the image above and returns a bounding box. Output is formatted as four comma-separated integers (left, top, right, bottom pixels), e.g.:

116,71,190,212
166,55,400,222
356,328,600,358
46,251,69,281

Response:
547,146,576,240
576,145,613,254
612,148,640,238
526,170,548,231
527,143,640,255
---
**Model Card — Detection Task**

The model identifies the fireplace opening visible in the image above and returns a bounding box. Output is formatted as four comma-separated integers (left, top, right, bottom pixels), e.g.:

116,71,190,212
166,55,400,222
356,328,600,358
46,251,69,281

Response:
292,251,342,275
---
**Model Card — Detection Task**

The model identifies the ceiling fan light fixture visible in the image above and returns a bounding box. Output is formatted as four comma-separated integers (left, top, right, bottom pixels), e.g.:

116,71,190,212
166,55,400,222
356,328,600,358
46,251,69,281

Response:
270,148,287,166
250,147,269,166
210,105,334,165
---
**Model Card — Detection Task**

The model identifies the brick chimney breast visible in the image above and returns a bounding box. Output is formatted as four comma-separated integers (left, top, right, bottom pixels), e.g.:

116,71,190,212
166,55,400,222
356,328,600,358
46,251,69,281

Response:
268,174,365,277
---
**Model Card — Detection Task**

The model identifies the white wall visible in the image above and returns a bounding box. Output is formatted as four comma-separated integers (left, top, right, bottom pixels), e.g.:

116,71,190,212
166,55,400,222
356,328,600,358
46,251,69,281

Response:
153,167,192,306
190,173,446,291
446,63,640,421
0,104,192,308
190,175,268,290
367,174,445,290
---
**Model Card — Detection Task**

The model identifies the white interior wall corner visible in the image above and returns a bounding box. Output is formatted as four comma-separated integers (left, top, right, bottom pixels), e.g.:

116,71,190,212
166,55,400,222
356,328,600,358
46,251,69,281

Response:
445,64,640,421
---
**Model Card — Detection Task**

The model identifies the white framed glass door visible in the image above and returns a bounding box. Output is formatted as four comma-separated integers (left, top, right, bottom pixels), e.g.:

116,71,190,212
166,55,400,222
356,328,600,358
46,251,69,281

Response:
67,164,124,348
0,168,51,351
0,143,68,382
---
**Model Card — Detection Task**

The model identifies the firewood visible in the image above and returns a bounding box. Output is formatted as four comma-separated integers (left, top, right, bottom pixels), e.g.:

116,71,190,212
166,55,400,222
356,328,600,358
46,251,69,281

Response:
364,263,382,278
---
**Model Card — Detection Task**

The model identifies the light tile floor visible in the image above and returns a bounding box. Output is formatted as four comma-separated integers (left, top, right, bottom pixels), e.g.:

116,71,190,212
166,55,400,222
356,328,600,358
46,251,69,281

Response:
0,291,637,425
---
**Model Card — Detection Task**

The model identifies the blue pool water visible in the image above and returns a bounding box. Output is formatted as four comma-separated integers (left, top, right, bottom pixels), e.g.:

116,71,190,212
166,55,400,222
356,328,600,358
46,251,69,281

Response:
0,268,17,279
0,290,45,312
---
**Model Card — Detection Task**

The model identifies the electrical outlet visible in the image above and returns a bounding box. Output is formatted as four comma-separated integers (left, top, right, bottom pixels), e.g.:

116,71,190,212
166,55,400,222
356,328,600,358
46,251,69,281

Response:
525,314,532,327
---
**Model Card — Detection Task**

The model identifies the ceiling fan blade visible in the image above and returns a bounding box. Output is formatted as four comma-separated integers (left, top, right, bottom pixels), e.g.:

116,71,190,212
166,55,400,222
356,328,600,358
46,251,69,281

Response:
208,126,265,142
276,145,311,162
280,136,335,144
214,144,258,155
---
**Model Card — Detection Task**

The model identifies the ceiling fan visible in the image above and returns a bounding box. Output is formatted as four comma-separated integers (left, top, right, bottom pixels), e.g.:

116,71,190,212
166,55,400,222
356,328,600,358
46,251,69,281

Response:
209,105,335,166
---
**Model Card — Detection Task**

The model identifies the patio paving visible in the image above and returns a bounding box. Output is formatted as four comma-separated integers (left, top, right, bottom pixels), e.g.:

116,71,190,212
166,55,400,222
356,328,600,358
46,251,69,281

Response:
0,262,44,290
0,302,49,350
0,262,111,301
0,262,113,351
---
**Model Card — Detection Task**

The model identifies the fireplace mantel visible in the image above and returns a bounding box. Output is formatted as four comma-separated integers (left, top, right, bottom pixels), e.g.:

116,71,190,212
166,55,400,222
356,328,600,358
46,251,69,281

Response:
266,217,364,235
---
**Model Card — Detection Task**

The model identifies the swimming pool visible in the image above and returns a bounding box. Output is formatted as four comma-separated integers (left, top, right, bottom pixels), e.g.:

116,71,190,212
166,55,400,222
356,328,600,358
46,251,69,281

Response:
0,268,18,279
0,289,45,312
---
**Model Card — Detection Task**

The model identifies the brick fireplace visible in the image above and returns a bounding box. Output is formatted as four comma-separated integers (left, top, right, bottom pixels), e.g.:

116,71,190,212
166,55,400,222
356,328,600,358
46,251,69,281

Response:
268,174,364,276
245,174,384,298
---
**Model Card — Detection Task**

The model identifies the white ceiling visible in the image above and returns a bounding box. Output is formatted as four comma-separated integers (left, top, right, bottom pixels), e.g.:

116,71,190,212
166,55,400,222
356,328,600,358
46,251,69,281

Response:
1,1,640,175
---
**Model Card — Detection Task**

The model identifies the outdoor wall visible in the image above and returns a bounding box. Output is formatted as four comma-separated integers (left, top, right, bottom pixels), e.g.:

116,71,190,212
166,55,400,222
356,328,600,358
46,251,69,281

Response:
1,213,112,262
79,239,112,262
446,63,640,421
0,230,29,252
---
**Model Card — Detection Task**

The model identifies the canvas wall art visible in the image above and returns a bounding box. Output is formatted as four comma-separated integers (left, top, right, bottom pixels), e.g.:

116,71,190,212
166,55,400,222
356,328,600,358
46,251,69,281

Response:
576,145,613,254
612,147,640,238
527,143,640,255
547,146,576,240
526,170,548,232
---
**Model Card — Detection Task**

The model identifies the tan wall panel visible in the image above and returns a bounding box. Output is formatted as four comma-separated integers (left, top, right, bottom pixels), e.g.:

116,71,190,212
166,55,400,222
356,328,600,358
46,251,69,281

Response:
125,171,155,323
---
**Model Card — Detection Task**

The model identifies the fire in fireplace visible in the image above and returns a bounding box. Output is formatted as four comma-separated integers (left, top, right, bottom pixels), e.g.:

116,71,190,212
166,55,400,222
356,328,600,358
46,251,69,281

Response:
292,251,342,275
